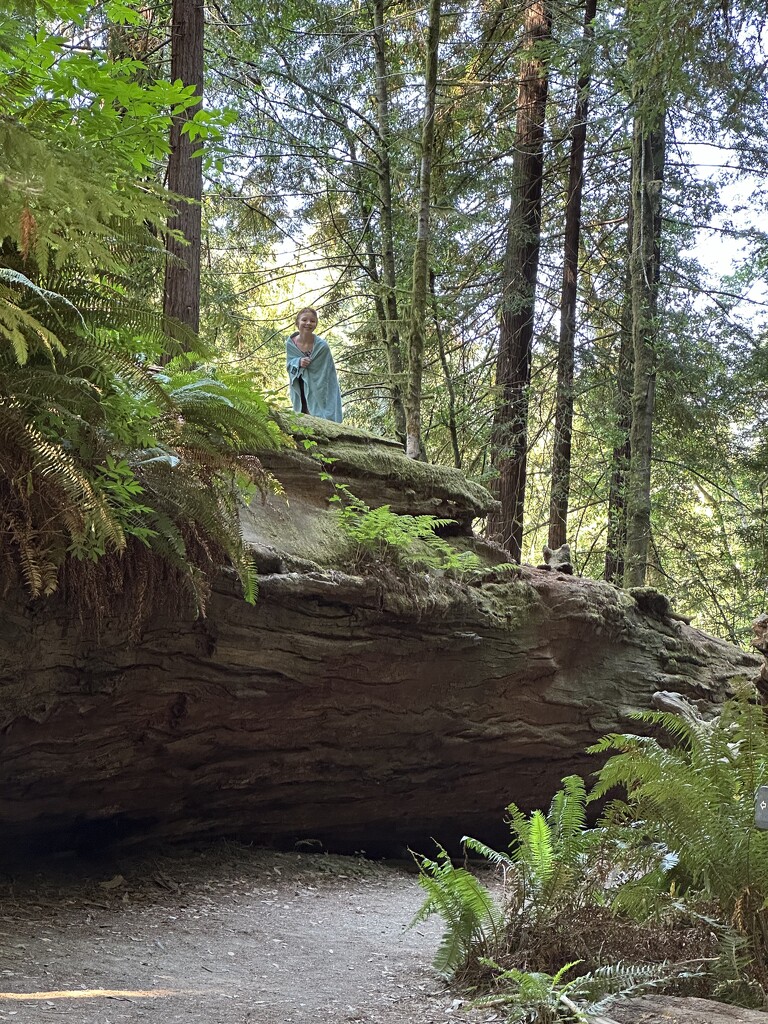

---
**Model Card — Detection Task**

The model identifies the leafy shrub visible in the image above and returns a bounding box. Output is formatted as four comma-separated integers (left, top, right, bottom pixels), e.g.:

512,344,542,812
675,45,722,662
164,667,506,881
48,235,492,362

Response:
464,776,612,947
414,700,767,1011
414,777,610,980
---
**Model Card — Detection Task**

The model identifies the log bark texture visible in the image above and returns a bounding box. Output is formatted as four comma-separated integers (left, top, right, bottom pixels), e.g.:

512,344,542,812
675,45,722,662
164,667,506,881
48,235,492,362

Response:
0,420,759,856
611,995,768,1024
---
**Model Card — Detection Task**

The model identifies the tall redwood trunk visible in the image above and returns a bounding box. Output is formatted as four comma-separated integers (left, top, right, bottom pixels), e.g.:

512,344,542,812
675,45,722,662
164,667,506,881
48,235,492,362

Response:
163,0,204,336
488,0,553,560
623,107,666,586
405,0,441,461
548,0,597,550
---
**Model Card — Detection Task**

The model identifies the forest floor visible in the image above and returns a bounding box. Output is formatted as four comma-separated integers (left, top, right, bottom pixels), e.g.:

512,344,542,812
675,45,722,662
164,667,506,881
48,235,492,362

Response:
0,842,765,1024
0,842,487,1024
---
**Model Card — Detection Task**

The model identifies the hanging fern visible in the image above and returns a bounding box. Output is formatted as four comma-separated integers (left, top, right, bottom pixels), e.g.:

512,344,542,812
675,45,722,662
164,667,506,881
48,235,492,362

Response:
0,39,286,617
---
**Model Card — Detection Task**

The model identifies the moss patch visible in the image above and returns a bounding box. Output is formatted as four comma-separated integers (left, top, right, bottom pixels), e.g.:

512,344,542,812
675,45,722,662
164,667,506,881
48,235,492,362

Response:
271,412,497,518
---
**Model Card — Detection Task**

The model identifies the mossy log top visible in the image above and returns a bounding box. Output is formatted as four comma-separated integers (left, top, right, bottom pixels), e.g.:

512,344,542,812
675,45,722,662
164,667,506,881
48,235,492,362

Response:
244,415,500,572
0,417,761,856
265,414,496,520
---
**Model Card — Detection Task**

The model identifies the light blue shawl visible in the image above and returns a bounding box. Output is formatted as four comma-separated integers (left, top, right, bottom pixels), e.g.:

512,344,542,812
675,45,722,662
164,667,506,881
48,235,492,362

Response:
286,334,343,423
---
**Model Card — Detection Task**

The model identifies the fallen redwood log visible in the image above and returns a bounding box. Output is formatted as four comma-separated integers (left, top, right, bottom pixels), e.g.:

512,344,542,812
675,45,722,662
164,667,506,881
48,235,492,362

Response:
0,562,759,856
610,994,768,1023
0,420,761,855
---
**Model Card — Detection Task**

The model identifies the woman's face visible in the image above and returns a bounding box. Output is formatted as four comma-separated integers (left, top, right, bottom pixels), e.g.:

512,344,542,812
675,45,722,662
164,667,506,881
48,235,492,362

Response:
296,310,318,334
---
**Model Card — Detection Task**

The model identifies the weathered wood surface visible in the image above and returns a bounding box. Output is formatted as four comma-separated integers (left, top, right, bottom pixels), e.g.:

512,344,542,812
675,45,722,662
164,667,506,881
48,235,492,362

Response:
0,419,760,854
0,565,758,856
610,995,768,1022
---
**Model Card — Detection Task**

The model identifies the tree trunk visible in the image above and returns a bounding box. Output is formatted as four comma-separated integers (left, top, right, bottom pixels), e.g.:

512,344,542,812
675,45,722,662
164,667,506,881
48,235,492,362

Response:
405,0,441,461
430,269,462,468
548,0,597,550
604,206,635,583
623,109,666,587
488,0,553,560
372,0,407,443
163,0,204,336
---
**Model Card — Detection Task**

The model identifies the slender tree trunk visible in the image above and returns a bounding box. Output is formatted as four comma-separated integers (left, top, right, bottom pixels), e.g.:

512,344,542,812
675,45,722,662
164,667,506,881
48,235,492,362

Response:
488,0,553,560
405,0,441,461
372,0,406,443
163,0,204,336
623,108,666,586
604,204,634,583
548,0,597,550
430,269,461,469
347,138,390,351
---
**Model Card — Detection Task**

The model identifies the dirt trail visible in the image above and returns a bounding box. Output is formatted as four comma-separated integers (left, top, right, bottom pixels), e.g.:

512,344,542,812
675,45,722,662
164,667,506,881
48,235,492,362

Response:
0,844,485,1024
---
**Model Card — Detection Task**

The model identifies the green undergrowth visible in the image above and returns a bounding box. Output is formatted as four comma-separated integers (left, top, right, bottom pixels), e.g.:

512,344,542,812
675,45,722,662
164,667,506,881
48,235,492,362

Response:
413,691,768,1020
296,434,514,584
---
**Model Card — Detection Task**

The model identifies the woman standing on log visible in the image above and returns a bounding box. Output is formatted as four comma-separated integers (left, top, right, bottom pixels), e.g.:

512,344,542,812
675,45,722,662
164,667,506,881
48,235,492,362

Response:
286,307,343,423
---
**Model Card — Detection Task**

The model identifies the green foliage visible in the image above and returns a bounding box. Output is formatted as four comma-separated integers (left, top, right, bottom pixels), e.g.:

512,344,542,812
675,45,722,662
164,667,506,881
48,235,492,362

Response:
473,959,684,1024
0,324,283,611
411,845,505,980
298,436,485,579
472,959,586,1024
589,694,768,991
589,695,768,903
334,496,482,575
417,753,732,1002
466,776,607,937
413,777,610,981
0,4,285,617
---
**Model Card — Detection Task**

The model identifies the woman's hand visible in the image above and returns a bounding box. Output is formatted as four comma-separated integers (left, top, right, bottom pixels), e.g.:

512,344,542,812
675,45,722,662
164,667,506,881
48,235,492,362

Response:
300,356,311,368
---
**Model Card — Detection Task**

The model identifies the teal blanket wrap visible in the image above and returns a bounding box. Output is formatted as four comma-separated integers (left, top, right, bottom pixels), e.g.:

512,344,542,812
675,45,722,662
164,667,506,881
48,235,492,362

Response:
286,334,343,423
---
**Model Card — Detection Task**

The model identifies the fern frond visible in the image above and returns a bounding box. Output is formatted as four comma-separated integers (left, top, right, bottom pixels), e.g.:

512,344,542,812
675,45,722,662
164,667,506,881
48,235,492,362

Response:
579,960,690,1008
527,811,554,887
412,847,504,978
462,836,515,871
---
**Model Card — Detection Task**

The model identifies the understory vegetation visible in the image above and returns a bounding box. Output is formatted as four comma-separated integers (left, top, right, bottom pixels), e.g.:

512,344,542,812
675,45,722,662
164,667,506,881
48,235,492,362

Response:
335,495,485,576
0,4,286,622
414,692,768,1019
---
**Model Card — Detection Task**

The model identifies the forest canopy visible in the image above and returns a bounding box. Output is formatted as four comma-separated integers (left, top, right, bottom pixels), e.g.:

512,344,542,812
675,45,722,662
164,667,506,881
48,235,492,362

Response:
2,0,768,642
